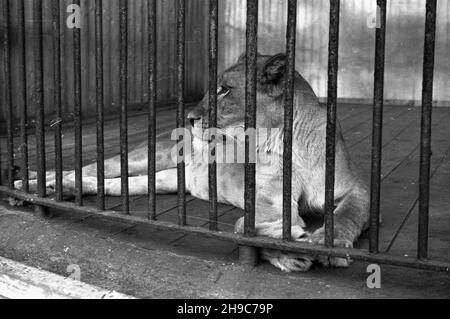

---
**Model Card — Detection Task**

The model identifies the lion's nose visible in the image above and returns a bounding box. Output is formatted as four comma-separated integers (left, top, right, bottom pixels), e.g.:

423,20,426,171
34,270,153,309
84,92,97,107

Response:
188,115,201,127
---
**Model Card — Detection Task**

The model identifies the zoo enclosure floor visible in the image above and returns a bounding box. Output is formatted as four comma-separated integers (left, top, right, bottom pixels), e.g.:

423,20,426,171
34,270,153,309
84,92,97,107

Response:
1,103,450,266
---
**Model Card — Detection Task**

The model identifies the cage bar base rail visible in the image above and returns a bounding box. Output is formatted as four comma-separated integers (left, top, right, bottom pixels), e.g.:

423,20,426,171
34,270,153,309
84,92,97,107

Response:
1,186,449,273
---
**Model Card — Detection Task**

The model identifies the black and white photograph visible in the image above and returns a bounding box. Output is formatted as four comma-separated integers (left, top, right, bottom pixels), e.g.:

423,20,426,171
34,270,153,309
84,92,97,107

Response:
0,0,449,301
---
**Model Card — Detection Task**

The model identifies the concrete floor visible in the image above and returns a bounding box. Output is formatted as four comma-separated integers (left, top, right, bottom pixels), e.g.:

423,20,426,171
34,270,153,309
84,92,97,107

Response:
0,203,449,299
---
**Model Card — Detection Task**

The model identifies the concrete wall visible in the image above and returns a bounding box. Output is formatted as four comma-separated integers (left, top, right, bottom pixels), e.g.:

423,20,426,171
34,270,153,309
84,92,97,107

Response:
218,0,450,106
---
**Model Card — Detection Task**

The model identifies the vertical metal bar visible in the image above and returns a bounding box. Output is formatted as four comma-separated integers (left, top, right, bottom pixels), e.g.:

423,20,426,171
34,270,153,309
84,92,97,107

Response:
369,0,387,254
324,0,340,248
0,133,2,186
239,0,259,266
244,0,258,238
52,0,63,201
0,137,2,185
208,0,219,231
73,0,83,206
95,0,105,210
0,131,1,185
0,0,4,182
32,0,48,216
3,0,13,189
418,0,437,260
119,0,129,214
18,0,30,193
176,0,186,226
0,1,5,185
148,0,157,220
282,0,297,242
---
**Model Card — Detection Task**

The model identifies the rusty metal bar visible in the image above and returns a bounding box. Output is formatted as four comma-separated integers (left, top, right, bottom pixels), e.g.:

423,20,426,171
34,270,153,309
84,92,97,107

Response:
369,0,387,254
73,0,83,206
208,0,219,231
244,0,258,238
32,0,48,216
282,0,297,242
324,0,340,248
148,0,157,220
240,0,259,266
0,131,2,185
176,0,186,226
0,134,2,186
119,0,129,214
2,185,450,273
418,0,437,260
95,0,105,210
3,0,13,189
18,0,30,193
52,0,63,201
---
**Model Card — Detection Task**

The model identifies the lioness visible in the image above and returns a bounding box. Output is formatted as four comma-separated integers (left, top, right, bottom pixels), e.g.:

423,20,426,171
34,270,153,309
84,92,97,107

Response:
14,53,370,272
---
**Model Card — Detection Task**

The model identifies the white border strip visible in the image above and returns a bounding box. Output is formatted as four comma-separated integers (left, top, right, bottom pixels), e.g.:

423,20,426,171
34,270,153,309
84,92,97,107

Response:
0,257,135,299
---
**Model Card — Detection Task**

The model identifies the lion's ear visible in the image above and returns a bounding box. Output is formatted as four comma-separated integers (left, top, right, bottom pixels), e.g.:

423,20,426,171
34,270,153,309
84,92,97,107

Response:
261,53,287,84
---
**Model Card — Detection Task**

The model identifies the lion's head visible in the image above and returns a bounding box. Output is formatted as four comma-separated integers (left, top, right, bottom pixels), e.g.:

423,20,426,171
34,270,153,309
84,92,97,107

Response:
188,53,302,140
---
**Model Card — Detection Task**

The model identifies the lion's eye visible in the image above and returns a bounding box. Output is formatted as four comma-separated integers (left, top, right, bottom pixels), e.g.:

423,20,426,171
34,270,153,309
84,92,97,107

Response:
217,86,230,97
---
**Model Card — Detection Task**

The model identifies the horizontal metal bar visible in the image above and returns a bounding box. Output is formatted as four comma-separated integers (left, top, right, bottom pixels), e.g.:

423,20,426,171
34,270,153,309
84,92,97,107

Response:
1,186,449,273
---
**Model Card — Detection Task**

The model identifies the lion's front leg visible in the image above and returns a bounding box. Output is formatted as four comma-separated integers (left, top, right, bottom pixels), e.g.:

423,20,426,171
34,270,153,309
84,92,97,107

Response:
51,168,179,197
306,184,370,267
13,140,179,196
101,168,180,196
43,167,181,197
234,217,314,272
233,192,314,272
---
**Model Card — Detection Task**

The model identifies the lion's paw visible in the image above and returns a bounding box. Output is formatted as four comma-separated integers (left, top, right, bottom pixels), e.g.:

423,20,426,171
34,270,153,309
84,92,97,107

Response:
5,181,24,206
303,227,352,246
302,227,354,268
316,254,352,268
45,181,57,195
268,255,313,272
14,180,23,190
7,197,25,207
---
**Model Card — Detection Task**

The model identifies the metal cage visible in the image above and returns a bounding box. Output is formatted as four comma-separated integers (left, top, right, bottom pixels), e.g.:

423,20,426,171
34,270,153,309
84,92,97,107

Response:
0,0,449,272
